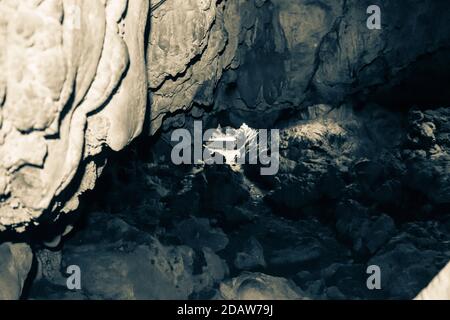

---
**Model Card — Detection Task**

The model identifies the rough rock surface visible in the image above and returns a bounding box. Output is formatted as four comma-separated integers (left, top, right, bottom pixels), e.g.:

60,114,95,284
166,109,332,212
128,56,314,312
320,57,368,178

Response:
0,242,33,300
25,102,450,300
1,0,450,233
416,261,450,300
218,272,304,300
27,105,442,299
30,212,228,299
0,0,149,231
1,0,450,301
152,0,450,131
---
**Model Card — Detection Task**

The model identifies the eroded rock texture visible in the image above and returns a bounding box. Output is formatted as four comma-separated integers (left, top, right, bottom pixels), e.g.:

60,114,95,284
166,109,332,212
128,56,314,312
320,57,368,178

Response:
150,0,450,131
219,272,304,300
1,0,449,232
0,242,33,300
40,104,449,300
30,212,229,299
1,0,450,301
0,0,149,231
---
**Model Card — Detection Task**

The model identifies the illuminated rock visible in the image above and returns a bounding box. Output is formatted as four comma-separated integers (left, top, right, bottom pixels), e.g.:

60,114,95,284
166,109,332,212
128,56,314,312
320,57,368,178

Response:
0,0,149,231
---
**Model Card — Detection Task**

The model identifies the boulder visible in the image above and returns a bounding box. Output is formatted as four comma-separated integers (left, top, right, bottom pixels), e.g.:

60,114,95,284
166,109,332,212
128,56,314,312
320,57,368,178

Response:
234,237,266,270
0,242,33,300
61,213,227,299
219,272,305,300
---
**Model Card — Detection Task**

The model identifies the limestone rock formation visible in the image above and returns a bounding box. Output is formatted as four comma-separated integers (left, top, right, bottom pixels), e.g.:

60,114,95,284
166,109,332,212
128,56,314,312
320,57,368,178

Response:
19,102,450,300
1,0,449,234
151,0,450,130
30,212,228,299
0,242,33,300
1,0,450,301
415,261,450,300
0,0,149,232
219,272,304,300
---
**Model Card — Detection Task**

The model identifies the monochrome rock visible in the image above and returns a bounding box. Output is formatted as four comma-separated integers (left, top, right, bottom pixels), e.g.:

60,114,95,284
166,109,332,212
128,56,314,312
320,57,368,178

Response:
219,272,305,300
1,0,449,233
1,0,450,302
0,242,33,300
0,0,149,231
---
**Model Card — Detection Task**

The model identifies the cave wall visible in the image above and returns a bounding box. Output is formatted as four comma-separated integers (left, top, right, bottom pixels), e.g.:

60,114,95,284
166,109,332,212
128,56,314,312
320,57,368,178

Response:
0,0,450,298
1,0,449,232
150,0,450,131
0,0,149,232
0,0,450,300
